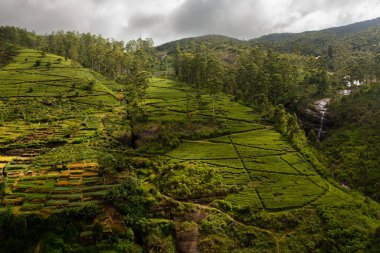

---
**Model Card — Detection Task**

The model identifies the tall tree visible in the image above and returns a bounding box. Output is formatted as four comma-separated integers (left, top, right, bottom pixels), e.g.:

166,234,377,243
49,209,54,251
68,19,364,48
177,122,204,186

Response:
120,71,151,148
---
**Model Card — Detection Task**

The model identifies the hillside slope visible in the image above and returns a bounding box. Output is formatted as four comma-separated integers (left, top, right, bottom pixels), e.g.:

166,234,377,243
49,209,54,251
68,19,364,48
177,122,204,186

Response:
0,49,379,252
0,48,122,215
323,83,380,201
156,17,380,56
250,17,380,55
143,78,380,252
156,34,248,54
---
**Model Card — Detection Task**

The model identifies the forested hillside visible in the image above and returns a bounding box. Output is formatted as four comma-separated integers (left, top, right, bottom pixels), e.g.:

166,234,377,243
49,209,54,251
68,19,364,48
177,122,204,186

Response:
324,83,380,201
251,17,380,56
156,35,248,53
0,26,158,80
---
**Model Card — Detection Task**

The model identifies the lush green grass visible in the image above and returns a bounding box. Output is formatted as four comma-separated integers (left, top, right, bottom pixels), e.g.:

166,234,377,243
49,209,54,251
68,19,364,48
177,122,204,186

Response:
230,129,293,151
252,172,325,209
0,49,119,115
244,156,300,174
224,183,263,210
236,145,286,157
34,144,100,165
201,158,244,169
147,77,259,123
168,140,238,160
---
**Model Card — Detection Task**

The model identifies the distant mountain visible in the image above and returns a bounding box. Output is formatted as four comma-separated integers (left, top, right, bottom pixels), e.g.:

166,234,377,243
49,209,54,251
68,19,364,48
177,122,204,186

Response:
250,17,380,55
254,17,380,42
156,34,248,54
157,17,380,57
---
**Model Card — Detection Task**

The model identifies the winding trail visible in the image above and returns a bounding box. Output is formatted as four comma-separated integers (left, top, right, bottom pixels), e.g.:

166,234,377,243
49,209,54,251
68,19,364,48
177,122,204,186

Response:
161,193,297,253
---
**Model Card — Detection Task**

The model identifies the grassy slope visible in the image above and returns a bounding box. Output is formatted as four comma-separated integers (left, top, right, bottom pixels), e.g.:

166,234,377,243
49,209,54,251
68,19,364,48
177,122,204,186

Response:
142,77,380,252
0,49,379,252
0,48,121,216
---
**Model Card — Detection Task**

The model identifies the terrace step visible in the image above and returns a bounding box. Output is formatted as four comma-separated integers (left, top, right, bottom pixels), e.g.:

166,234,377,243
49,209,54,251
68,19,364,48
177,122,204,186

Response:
52,188,81,194
29,198,46,204
21,153,40,157
10,159,32,164
4,197,23,205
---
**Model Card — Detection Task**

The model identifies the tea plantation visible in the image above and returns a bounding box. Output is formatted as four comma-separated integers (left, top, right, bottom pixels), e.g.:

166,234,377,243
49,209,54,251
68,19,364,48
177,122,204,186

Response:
0,49,379,252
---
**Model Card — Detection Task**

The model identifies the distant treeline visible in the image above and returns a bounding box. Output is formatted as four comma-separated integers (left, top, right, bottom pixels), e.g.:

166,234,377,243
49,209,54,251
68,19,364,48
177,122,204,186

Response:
174,43,331,111
0,26,157,79
174,40,380,106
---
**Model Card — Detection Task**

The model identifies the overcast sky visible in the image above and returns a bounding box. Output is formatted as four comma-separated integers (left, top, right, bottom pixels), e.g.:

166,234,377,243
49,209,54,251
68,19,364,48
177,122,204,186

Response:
1,0,380,45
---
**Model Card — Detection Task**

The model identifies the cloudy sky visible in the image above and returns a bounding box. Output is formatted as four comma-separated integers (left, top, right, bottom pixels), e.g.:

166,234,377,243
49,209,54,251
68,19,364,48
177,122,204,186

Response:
1,0,380,45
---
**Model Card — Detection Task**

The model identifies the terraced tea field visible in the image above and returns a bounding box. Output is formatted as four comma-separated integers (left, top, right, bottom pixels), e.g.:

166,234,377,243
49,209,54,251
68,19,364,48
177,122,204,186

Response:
148,78,368,212
3,158,106,213
0,49,121,215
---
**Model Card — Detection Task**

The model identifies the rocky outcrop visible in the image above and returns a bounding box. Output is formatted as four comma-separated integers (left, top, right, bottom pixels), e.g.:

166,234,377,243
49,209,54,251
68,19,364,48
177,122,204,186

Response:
298,98,333,140
175,211,207,253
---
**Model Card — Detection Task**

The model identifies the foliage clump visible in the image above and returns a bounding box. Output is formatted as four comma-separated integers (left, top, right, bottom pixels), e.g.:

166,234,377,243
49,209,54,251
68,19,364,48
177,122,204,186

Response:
105,176,155,227
157,162,233,200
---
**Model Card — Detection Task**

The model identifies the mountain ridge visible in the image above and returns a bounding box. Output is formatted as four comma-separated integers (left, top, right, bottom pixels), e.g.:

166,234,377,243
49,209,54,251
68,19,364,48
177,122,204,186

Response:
156,16,380,54
252,16,380,42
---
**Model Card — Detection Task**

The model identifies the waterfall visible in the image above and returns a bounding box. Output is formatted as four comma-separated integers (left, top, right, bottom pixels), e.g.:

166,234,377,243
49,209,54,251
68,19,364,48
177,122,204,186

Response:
317,113,325,140
314,98,330,140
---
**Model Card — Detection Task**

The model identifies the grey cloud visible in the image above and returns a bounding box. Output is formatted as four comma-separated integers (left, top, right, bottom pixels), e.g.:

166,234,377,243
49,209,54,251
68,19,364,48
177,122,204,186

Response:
170,0,263,38
0,0,379,44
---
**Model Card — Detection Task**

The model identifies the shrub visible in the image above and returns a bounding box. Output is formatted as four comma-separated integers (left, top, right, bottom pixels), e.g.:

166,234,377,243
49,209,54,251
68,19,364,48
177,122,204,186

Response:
157,162,231,200
98,152,128,173
105,177,155,227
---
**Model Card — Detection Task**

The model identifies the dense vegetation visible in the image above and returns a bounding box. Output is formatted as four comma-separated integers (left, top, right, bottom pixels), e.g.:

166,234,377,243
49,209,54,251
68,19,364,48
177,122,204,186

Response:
324,83,380,201
173,43,331,112
0,19,380,252
0,26,157,79
0,42,17,67
251,17,380,56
